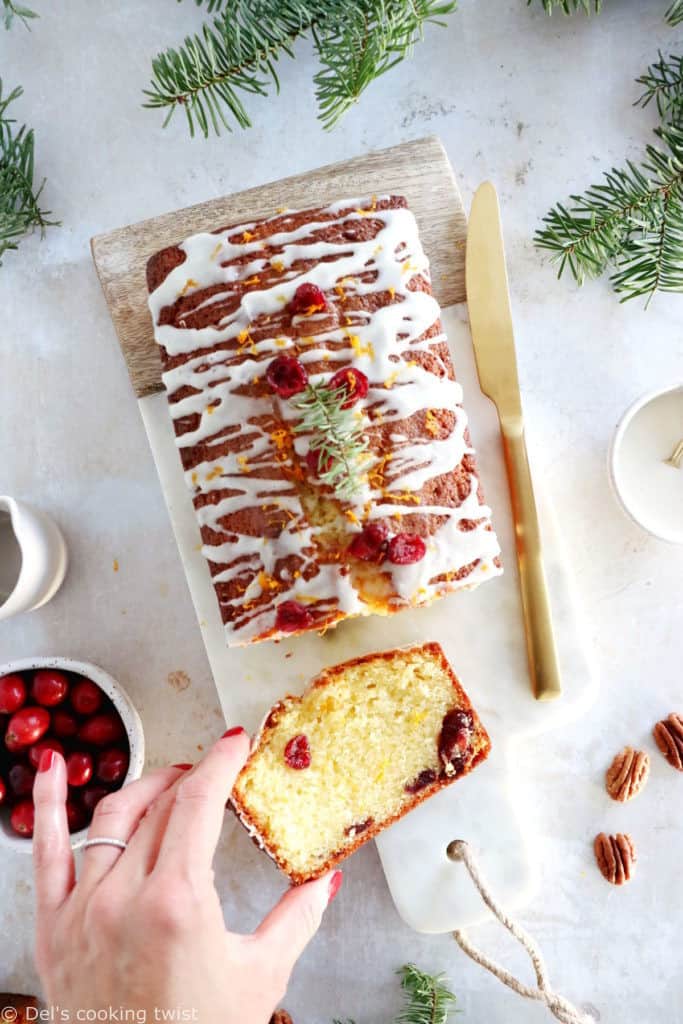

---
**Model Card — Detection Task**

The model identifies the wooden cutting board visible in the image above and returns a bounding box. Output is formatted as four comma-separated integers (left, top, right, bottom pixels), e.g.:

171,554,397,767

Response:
91,135,466,398
92,136,595,934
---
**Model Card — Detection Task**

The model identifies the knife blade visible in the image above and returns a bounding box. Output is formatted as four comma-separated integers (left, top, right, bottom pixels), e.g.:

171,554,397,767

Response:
466,182,562,701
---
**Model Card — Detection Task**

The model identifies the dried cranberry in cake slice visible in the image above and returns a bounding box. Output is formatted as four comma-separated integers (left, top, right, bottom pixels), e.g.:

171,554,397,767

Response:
230,642,490,884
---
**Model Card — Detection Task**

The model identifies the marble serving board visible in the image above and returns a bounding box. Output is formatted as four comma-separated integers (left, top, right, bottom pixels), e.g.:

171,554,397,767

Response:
92,138,596,933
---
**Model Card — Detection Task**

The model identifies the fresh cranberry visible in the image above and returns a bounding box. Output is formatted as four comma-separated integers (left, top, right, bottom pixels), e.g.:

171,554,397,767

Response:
6,706,50,748
10,799,35,837
66,751,94,787
8,763,36,798
77,712,125,747
289,282,326,315
275,600,314,633
8,761,35,798
66,798,87,833
328,367,369,409
52,708,79,739
96,747,129,785
0,673,27,714
31,669,69,707
81,784,109,816
28,737,65,770
348,523,389,563
305,448,334,477
284,734,311,770
387,533,426,565
70,678,103,716
265,355,308,399
0,776,6,804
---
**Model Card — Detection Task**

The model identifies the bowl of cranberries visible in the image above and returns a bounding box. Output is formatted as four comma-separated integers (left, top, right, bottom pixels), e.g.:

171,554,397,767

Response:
0,657,144,851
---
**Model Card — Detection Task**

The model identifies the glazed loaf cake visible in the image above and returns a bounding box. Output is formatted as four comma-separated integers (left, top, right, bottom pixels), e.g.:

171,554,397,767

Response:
230,642,491,883
146,196,502,646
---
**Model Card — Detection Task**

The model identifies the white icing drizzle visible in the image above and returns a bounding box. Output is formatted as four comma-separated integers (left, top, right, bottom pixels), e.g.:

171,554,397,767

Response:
148,196,502,644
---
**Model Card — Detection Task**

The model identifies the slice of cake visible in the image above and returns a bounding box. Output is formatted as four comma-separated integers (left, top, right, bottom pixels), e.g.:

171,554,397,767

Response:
146,196,502,646
230,642,491,883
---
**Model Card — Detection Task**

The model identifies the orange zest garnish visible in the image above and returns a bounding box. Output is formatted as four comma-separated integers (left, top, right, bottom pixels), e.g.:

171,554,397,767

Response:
425,409,440,436
178,278,199,297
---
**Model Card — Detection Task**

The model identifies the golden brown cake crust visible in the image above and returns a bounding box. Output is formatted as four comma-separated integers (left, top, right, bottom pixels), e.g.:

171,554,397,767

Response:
230,642,491,884
146,198,502,645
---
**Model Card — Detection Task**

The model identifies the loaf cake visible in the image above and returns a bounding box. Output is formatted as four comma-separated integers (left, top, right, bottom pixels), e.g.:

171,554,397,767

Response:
230,642,491,883
146,196,502,646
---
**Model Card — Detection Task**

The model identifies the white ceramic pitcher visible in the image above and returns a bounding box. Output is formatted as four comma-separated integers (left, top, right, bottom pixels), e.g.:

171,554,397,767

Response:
0,496,68,621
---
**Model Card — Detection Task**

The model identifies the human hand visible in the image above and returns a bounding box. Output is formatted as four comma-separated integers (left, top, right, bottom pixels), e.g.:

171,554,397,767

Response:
32,729,341,1024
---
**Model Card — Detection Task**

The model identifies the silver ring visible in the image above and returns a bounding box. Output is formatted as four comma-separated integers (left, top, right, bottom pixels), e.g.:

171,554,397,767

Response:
82,837,128,851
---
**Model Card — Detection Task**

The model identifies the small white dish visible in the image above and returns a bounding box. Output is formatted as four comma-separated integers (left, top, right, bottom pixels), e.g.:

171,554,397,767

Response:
609,384,683,544
0,496,68,621
0,657,145,854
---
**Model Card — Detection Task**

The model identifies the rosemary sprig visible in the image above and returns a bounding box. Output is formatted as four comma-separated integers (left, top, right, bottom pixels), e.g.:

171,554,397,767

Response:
0,79,59,265
292,380,368,500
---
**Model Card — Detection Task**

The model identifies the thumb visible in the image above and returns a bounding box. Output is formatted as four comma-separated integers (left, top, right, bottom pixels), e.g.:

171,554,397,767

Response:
255,870,342,970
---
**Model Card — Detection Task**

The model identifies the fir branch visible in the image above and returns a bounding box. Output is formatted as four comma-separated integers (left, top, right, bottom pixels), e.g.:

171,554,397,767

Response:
636,52,683,127
144,1,321,137
395,964,458,1024
292,380,369,500
2,0,38,29
535,123,683,303
148,0,456,136
0,79,58,264
312,0,457,131
667,0,683,26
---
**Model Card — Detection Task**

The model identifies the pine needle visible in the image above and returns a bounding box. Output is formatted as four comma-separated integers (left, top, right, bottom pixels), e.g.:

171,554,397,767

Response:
395,964,458,1024
0,79,59,264
2,0,38,30
637,52,683,127
667,0,683,26
292,379,369,500
529,0,601,14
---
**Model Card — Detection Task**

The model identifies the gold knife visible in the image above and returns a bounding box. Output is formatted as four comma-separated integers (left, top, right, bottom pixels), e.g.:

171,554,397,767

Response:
466,181,562,701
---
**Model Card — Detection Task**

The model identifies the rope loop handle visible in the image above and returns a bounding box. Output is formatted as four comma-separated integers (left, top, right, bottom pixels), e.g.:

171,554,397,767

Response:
447,840,596,1024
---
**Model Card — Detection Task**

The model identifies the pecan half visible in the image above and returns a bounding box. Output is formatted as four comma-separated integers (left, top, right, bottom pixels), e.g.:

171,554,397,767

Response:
653,713,683,771
594,832,636,885
605,746,650,802
270,1013,293,1024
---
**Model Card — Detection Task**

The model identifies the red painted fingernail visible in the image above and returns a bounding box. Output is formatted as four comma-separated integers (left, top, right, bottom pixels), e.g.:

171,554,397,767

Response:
222,727,246,739
38,749,56,773
172,763,193,770
327,870,343,905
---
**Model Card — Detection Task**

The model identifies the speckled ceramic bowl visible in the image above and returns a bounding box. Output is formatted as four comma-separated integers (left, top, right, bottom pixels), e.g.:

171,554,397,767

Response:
0,657,145,854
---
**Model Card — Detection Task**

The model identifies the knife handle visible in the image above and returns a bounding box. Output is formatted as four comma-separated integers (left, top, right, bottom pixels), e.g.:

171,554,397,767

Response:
501,425,562,701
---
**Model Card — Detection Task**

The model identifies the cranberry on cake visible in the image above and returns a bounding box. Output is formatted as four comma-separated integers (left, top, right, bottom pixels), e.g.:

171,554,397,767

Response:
230,642,491,884
146,196,502,646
